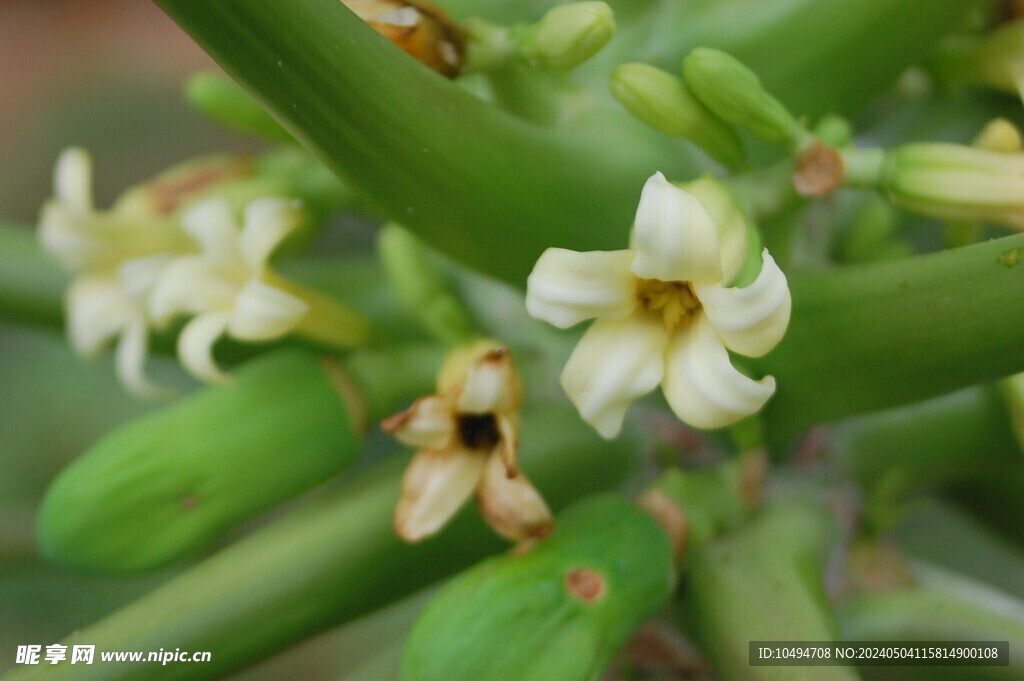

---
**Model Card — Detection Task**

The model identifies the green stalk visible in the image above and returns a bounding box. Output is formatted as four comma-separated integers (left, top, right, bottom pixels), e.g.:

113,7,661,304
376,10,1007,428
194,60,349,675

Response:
0,222,68,330
0,407,635,681
756,232,1024,439
838,564,1024,680
833,386,1020,528
153,0,690,286
678,502,858,681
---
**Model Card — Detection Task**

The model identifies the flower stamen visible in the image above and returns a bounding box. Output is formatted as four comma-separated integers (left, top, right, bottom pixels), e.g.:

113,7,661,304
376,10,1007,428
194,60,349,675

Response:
636,278,701,331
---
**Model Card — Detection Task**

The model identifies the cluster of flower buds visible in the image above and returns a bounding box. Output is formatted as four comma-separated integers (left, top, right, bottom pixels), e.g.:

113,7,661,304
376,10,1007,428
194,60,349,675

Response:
38,148,368,394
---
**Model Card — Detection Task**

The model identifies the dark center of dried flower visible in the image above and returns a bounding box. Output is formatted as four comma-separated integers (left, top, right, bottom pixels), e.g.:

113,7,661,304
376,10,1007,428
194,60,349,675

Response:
457,413,501,451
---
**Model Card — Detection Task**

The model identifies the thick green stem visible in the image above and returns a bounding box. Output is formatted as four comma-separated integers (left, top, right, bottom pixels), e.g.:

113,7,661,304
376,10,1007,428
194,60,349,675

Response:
833,386,1020,529
0,407,636,681
678,502,858,681
755,232,1024,439
153,0,690,286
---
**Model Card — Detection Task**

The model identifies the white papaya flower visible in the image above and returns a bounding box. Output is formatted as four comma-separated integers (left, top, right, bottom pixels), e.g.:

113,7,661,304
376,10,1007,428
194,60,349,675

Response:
38,148,189,271
526,172,791,438
383,341,553,543
66,253,175,397
149,197,312,383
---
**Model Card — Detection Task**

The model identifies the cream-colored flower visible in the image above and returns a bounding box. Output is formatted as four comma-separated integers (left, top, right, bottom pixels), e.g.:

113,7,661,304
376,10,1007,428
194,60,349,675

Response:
38,148,189,271
65,254,174,397
383,342,553,543
148,197,312,383
526,172,791,438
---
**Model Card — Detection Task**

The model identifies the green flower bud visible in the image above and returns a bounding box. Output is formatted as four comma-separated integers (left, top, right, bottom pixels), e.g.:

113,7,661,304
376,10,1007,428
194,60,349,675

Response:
519,2,616,70
378,224,475,345
610,63,745,168
401,494,675,681
881,143,1024,230
682,47,799,147
37,350,362,573
186,71,294,143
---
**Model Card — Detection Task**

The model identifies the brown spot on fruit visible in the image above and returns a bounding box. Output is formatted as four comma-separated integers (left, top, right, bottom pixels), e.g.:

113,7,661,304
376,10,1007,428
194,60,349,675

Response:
566,567,606,602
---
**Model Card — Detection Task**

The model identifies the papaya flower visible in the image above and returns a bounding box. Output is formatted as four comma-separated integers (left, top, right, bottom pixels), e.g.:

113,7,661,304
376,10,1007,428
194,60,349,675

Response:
382,341,553,543
526,172,791,438
38,148,193,396
149,197,368,383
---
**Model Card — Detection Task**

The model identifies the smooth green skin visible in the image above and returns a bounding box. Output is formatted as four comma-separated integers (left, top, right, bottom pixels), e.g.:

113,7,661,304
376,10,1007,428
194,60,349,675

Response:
680,503,859,681
754,232,1024,440
839,574,1024,680
833,386,1020,521
682,47,796,145
0,222,68,330
402,495,675,681
37,350,358,573
0,408,634,681
892,501,1024,601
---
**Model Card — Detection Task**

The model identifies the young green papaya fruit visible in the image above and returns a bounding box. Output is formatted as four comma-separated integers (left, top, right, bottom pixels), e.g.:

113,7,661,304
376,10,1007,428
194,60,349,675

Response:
37,349,360,573
401,493,675,681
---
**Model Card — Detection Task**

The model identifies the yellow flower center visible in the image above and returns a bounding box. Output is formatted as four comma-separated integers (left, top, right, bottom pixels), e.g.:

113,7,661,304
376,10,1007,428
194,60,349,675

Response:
636,278,701,331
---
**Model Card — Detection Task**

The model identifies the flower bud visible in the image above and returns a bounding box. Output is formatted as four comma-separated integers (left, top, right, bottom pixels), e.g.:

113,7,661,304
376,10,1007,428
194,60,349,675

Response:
973,118,1023,153
884,143,1024,230
37,350,363,572
610,63,744,168
402,494,675,681
519,2,616,70
682,47,798,146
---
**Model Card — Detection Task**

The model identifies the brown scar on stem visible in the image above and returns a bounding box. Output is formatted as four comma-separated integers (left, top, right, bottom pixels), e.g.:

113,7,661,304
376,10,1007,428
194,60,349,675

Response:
566,567,606,602
793,141,844,197
180,494,200,510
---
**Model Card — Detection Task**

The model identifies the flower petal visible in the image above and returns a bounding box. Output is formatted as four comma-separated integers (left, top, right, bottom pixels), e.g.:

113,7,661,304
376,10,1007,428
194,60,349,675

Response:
476,450,553,542
525,248,637,328
182,198,242,266
177,311,232,383
682,176,749,285
561,312,668,439
394,447,485,542
54,147,93,212
149,256,238,324
118,253,174,302
662,314,775,430
381,394,456,450
66,276,137,356
227,278,308,341
455,346,519,414
631,172,722,284
695,249,791,358
115,318,171,399
238,198,302,270
495,412,520,476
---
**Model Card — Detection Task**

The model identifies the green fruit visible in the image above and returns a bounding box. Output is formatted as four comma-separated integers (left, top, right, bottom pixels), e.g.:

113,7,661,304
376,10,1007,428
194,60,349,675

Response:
402,494,675,681
37,349,359,573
